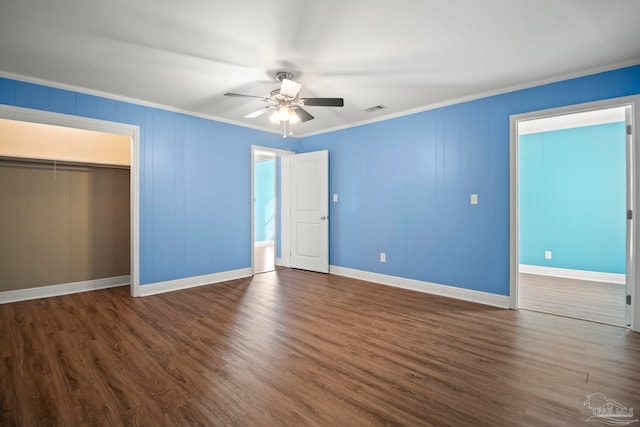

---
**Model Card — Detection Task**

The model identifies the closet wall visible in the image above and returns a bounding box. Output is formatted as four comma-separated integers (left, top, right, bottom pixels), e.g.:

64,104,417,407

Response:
0,119,130,292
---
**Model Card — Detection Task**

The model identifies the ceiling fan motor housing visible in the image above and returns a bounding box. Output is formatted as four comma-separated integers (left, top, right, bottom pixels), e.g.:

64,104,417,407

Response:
275,71,294,82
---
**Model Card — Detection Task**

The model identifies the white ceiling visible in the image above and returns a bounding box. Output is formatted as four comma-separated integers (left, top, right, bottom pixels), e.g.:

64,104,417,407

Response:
1,0,639,137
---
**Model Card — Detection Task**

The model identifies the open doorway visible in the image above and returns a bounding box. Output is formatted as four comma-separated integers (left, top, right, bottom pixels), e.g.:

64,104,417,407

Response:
251,145,293,274
511,100,635,327
254,151,276,273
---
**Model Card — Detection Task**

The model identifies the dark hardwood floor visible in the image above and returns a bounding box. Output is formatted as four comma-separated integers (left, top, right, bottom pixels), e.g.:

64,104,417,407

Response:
2,268,639,426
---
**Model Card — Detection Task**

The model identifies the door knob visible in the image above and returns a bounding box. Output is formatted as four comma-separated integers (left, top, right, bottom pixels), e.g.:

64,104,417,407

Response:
320,216,328,220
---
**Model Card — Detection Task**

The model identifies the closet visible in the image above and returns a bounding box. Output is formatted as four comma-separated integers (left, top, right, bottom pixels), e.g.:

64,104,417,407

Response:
0,119,130,292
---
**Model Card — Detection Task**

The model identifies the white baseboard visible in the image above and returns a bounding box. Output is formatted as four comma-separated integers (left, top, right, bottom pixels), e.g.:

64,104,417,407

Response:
0,275,130,304
255,240,274,247
329,266,511,308
519,264,625,284
275,257,289,267
139,268,253,297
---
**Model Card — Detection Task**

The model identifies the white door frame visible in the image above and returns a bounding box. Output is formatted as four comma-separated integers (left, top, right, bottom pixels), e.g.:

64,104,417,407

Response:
251,145,294,274
509,95,640,332
0,104,141,296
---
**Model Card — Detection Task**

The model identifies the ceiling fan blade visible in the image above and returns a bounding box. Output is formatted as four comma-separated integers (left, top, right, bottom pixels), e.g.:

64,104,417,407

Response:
292,107,314,122
301,98,344,107
244,106,273,118
224,92,269,101
280,79,302,98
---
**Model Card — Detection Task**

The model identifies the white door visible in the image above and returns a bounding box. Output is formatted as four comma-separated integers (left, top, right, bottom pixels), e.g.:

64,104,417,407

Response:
290,150,329,273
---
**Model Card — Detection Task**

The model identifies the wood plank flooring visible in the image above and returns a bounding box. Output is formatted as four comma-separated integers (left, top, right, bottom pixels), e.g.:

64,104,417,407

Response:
254,243,275,274
519,273,627,326
2,268,640,426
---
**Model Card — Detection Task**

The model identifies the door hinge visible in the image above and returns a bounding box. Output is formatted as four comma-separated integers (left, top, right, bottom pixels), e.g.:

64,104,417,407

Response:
627,295,632,305
627,210,633,220
627,124,632,135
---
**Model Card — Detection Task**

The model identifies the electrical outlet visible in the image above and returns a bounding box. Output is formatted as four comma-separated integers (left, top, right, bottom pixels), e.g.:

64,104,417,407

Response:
545,251,552,260
470,194,478,205
380,253,386,263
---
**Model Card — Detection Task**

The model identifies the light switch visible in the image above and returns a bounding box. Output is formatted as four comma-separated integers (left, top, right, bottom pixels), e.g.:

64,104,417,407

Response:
470,194,478,205
333,193,338,203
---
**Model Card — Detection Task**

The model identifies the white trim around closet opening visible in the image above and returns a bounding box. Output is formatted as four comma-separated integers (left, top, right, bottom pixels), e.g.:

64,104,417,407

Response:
0,104,141,298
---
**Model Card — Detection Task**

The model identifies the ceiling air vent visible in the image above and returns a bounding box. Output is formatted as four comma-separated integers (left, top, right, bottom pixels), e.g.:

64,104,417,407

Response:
363,105,386,113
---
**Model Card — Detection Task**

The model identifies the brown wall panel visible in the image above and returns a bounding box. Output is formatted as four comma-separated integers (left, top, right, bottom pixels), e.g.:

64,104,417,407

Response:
51,168,71,284
91,168,130,279
0,165,19,286
0,161,130,292
68,167,91,283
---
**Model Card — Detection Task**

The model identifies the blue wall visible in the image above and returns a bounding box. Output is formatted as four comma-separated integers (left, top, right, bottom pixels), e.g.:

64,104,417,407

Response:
254,159,275,243
519,122,626,273
0,77,296,285
1,64,639,294
299,65,640,296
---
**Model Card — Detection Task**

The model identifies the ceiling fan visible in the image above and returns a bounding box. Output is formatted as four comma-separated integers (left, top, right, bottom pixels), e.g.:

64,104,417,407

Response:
224,71,344,136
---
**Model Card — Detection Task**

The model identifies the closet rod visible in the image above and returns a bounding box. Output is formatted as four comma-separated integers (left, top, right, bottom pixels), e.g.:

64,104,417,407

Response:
0,156,130,170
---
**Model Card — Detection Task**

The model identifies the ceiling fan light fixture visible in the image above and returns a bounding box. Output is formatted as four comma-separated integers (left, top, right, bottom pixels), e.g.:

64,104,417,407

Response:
278,105,290,122
224,70,344,132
